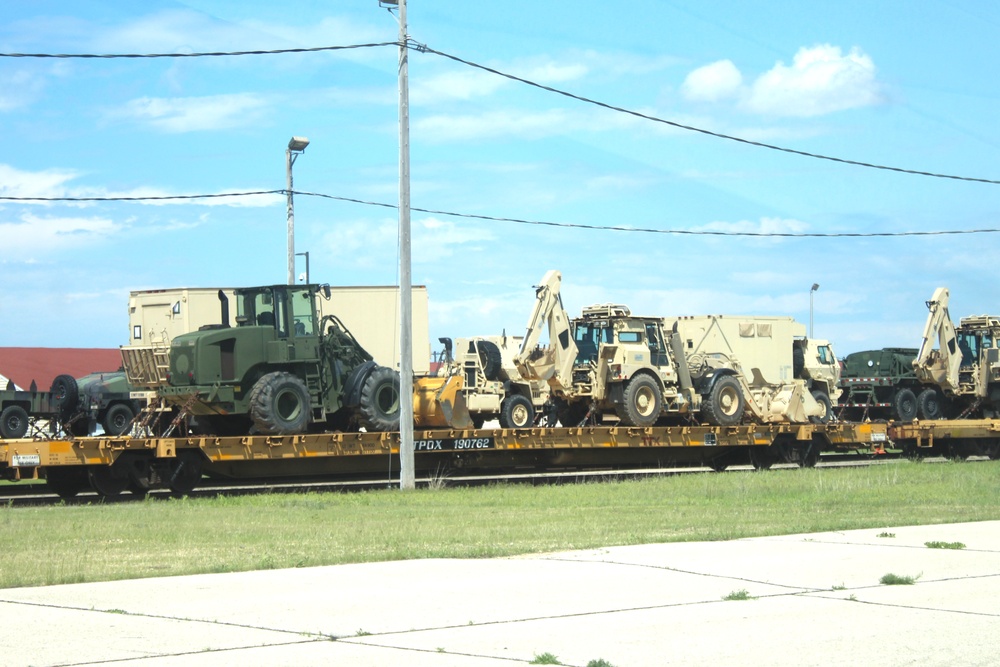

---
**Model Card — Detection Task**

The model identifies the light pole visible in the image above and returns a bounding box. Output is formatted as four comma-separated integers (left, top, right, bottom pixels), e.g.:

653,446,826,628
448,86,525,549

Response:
286,136,310,285
380,0,415,490
810,283,820,338
296,251,310,284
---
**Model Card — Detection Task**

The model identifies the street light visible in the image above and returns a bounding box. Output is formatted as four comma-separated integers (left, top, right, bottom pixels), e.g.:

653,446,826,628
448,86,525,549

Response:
810,283,820,338
286,136,310,285
296,251,310,284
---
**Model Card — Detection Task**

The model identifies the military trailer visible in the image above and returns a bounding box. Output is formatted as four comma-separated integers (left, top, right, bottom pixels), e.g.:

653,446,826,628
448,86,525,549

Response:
0,372,137,439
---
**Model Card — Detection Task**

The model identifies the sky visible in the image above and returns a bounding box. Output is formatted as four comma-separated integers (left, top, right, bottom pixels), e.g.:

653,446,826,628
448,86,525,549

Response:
2,0,999,363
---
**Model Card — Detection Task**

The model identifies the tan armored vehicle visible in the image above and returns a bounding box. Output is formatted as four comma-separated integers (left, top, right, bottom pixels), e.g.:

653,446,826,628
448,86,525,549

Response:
913,287,1000,419
431,335,551,429
514,270,826,427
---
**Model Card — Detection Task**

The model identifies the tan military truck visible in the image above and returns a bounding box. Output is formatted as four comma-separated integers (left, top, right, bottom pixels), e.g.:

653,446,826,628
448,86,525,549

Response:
514,270,826,428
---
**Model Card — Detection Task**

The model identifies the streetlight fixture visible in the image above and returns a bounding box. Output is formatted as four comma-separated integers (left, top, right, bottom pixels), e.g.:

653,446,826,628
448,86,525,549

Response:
810,283,820,338
296,251,310,284
286,136,310,285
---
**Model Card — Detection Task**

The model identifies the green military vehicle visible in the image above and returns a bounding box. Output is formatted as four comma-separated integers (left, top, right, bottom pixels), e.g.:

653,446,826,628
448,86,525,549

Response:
837,347,930,421
0,372,138,439
157,283,401,436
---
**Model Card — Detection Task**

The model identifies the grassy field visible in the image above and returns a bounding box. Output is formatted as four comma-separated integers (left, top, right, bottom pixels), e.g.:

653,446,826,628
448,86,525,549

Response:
3,460,998,589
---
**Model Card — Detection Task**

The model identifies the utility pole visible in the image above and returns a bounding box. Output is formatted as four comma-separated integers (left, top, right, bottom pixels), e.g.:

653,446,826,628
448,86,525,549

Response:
381,0,414,489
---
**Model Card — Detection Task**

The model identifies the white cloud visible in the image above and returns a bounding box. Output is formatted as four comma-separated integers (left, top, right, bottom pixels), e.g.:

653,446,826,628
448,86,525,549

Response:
681,60,742,102
682,45,882,118
0,212,120,259
744,45,881,117
114,93,270,132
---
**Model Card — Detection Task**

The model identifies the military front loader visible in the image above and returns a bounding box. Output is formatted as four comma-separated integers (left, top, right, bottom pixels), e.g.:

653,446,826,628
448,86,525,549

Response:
157,284,401,436
512,270,825,428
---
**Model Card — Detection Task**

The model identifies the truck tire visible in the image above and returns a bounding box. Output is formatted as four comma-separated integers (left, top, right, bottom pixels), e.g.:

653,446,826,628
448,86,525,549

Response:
500,394,534,429
358,366,401,432
477,341,503,381
102,403,135,436
50,374,79,417
249,372,311,435
917,388,944,420
701,375,745,427
0,405,29,439
616,375,661,427
810,391,834,424
892,388,918,422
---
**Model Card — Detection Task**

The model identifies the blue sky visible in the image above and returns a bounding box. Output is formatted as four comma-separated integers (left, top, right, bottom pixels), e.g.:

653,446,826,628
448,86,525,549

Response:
2,1,999,362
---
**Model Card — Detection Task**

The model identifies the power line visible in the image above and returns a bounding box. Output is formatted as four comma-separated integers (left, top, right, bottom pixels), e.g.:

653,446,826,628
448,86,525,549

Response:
417,44,1000,186
3,188,997,237
0,190,282,202
0,42,397,59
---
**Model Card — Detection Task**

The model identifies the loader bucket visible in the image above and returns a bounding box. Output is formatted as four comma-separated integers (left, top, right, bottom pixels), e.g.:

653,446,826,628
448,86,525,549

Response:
413,375,475,429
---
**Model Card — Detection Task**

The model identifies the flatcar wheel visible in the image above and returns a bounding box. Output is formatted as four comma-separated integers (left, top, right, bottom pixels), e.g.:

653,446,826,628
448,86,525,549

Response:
88,466,129,498
748,447,774,471
168,452,203,495
45,467,89,500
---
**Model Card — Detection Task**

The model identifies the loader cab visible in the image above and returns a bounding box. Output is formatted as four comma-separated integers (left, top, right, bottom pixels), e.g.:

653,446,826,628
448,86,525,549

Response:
233,285,319,339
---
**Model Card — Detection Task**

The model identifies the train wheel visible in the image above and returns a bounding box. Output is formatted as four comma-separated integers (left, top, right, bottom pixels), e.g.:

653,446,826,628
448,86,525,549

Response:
749,447,775,471
168,451,204,495
88,465,129,498
45,467,89,500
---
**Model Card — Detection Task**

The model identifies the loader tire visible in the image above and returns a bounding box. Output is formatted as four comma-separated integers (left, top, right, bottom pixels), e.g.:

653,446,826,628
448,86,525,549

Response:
50,374,79,417
358,366,401,432
557,401,590,428
616,374,661,427
500,394,534,429
478,341,503,381
917,388,944,420
810,391,834,424
0,405,29,439
892,388,918,422
701,375,744,427
249,372,311,435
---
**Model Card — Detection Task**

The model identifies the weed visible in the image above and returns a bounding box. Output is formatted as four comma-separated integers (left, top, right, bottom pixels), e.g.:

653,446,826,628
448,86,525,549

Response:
722,589,754,601
877,532,895,538
831,583,846,591
531,652,562,665
880,572,920,585
925,541,965,550
848,594,857,601
355,629,372,637
587,660,616,667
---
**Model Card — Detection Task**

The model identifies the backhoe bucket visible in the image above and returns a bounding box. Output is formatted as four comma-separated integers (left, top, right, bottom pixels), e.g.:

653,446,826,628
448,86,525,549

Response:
413,375,474,429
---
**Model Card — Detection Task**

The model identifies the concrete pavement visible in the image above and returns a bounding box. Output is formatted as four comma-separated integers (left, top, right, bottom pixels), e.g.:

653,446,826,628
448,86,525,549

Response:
2,520,999,666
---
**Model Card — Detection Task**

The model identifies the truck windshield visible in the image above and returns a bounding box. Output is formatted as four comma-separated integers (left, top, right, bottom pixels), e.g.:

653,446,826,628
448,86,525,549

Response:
574,322,612,364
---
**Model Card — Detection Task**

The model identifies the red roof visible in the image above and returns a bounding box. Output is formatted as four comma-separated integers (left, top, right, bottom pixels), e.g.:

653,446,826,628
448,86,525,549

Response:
0,348,122,391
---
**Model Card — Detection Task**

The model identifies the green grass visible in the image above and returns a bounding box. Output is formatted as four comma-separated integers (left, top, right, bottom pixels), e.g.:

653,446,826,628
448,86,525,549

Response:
722,589,754,601
880,572,920,585
530,653,562,665
2,460,998,589
925,540,966,549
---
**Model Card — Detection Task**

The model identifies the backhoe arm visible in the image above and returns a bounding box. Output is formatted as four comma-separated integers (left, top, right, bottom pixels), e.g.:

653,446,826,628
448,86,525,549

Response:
912,287,962,394
513,270,578,394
